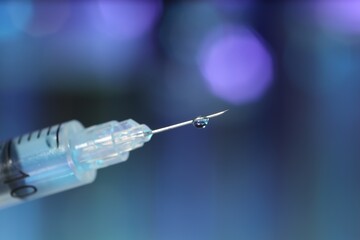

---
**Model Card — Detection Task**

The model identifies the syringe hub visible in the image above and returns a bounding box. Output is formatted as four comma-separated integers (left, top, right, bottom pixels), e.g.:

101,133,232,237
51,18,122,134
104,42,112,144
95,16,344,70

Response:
70,119,152,170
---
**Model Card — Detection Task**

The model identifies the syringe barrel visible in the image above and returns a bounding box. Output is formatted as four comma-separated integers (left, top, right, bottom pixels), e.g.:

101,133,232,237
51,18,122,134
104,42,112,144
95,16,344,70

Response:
0,120,97,209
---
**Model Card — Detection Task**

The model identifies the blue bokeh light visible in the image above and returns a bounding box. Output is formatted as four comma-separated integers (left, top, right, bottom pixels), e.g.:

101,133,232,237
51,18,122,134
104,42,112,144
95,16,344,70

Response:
0,1,32,39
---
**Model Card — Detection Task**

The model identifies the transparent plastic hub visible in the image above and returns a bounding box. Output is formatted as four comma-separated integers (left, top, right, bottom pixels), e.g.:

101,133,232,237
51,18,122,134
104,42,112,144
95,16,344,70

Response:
70,119,152,170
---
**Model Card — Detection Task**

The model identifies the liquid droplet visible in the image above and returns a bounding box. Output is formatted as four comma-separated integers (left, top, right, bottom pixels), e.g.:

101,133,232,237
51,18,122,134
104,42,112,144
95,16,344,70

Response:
192,116,209,129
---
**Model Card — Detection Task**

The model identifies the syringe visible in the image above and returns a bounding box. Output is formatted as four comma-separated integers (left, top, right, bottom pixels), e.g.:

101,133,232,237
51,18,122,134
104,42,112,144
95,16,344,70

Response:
0,110,227,209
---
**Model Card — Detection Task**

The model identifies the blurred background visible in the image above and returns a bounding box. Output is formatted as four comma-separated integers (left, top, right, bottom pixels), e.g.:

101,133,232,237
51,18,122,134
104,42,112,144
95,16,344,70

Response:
1,0,360,239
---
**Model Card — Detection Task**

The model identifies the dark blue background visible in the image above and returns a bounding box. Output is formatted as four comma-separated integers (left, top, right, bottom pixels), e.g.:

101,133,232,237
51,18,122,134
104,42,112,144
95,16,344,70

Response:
1,1,360,239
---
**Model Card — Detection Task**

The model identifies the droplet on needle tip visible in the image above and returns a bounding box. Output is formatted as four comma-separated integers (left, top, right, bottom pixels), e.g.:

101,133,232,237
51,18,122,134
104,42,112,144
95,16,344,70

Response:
192,116,209,128
151,109,228,134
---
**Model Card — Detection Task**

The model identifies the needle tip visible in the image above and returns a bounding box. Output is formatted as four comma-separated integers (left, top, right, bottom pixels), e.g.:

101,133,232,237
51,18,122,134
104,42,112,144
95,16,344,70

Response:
151,109,229,135
206,109,229,119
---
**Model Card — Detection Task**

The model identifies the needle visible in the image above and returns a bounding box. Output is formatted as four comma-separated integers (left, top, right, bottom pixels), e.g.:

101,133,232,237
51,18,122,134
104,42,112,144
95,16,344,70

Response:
151,109,228,135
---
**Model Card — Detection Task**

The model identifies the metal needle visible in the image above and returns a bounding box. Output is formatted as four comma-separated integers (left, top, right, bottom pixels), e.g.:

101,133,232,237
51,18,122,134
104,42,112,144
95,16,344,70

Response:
151,109,228,135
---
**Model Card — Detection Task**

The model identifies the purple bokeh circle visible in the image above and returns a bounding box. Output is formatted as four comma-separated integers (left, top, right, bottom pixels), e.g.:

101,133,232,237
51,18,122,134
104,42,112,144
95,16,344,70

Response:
24,1,70,37
314,0,360,34
198,26,273,104
98,0,162,39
